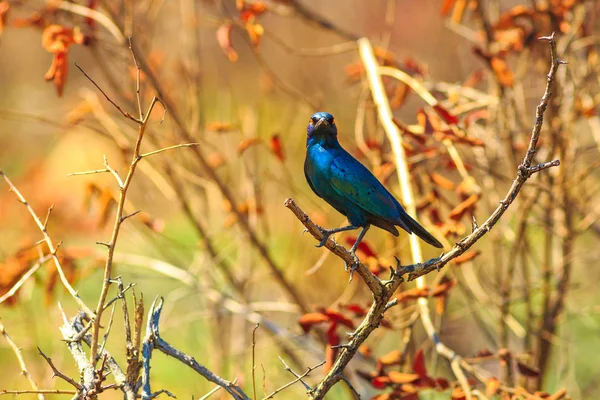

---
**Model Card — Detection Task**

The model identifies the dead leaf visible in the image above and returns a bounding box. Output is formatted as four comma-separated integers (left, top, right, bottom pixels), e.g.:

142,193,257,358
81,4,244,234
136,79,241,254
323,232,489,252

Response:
430,173,455,191
485,377,501,397
448,194,479,221
490,56,514,88
451,250,481,265
42,25,86,96
237,137,260,154
412,349,428,378
216,24,238,62
378,350,403,367
0,2,9,36
269,134,284,162
298,312,329,333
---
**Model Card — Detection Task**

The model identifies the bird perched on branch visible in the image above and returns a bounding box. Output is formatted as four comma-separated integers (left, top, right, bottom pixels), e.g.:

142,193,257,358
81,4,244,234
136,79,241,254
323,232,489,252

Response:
304,111,443,273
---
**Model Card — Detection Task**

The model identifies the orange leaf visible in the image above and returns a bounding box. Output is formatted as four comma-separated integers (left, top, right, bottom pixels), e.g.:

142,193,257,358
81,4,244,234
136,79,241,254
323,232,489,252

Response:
0,1,9,36
432,278,457,297
358,345,372,358
440,0,455,16
207,121,235,133
451,250,481,265
237,137,260,154
378,350,403,367
448,194,479,221
42,25,85,96
430,173,455,191
371,376,390,389
324,345,337,374
490,57,514,88
207,153,226,169
412,349,427,378
485,377,501,397
326,322,340,346
246,22,263,48
451,386,466,399
216,24,238,62
298,313,329,333
450,0,467,23
396,287,429,302
320,308,354,329
269,134,285,162
388,371,419,384
239,2,267,22
341,303,366,317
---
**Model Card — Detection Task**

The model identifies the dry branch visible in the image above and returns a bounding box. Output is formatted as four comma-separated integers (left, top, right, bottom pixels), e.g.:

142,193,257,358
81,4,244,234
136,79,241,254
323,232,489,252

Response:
0,321,45,400
286,32,563,399
142,297,250,400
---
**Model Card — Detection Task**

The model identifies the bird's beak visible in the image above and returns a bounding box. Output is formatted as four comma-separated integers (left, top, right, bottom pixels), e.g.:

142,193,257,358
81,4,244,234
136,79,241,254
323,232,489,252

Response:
315,118,329,129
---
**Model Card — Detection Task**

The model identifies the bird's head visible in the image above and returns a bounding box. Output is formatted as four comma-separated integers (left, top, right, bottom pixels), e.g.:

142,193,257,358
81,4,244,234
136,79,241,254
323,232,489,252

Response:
307,112,336,136
306,112,337,146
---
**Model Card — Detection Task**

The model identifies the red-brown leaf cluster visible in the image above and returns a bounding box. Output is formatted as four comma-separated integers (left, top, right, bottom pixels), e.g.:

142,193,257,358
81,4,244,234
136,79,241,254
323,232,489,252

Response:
216,1,267,61
299,307,355,373
84,183,163,232
0,243,95,306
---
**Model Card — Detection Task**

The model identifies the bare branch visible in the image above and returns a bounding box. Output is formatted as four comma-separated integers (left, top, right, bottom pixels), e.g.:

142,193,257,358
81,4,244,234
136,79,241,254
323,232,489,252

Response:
66,168,109,177
0,321,46,400
142,297,250,400
75,63,141,123
0,171,93,315
278,357,311,391
283,199,384,297
139,143,200,159
262,361,326,400
37,348,82,390
0,255,51,305
0,390,76,396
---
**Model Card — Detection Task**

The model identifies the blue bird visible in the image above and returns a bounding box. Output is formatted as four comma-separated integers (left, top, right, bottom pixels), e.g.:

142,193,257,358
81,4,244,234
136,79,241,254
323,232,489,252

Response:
304,112,443,271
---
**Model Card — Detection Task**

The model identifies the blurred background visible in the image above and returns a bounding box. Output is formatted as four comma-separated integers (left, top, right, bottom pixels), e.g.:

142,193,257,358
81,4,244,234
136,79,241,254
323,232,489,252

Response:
0,0,599,399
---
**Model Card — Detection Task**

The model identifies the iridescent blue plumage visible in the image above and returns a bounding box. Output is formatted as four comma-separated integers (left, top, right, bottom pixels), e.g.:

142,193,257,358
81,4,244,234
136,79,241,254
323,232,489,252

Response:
304,112,443,270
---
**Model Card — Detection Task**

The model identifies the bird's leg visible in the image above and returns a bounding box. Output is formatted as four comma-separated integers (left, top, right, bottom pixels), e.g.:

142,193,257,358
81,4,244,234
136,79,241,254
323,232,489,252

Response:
346,225,370,280
316,225,358,248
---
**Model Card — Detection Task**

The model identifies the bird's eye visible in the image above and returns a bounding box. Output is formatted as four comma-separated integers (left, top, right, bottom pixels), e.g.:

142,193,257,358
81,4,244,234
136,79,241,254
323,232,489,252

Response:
311,117,318,124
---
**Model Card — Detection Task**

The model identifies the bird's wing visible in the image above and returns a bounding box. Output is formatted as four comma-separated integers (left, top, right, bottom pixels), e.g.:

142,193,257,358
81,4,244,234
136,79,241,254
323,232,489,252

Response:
328,150,402,223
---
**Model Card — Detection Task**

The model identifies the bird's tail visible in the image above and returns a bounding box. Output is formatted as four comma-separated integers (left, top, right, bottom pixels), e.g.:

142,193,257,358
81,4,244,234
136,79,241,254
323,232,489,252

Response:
400,213,443,249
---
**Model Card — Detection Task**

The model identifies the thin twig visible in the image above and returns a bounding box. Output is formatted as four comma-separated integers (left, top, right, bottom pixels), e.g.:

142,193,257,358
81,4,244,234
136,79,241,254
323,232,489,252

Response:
252,324,259,400
0,321,46,400
341,375,361,399
261,361,325,400
38,348,82,390
139,143,200,158
66,168,109,177
0,171,93,315
75,63,141,124
0,390,76,396
278,357,311,391
0,255,51,305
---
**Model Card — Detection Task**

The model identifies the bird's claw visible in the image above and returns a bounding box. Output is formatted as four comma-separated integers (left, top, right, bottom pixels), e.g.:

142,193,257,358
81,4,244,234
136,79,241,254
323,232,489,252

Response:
345,252,360,282
315,228,331,248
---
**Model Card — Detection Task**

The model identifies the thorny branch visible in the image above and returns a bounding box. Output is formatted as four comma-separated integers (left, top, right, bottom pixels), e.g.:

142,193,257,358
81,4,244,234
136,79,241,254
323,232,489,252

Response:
286,32,563,399
141,297,250,400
